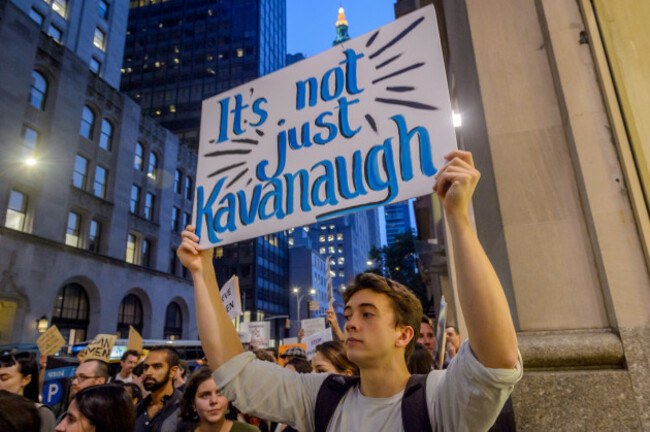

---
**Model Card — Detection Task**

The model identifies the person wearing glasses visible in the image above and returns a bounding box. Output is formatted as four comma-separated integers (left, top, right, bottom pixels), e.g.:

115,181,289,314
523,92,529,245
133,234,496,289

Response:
0,351,56,431
56,360,110,425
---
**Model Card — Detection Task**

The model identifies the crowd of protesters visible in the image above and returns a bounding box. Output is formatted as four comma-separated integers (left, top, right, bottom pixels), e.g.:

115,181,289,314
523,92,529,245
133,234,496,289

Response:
0,151,521,431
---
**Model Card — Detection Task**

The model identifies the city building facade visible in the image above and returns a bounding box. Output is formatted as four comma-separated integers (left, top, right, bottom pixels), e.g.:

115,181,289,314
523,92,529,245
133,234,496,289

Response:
288,240,327,337
9,0,128,89
396,0,650,428
384,201,414,246
0,0,197,345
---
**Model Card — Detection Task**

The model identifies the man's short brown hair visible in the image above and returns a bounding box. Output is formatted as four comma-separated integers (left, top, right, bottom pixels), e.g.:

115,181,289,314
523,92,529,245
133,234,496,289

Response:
343,273,423,361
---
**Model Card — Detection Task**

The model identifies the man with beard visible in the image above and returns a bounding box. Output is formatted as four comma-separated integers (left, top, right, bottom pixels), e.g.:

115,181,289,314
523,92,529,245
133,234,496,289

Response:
135,347,181,432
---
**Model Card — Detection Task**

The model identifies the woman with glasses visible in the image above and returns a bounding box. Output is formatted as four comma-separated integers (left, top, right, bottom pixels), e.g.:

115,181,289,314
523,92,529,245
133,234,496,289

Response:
0,352,56,431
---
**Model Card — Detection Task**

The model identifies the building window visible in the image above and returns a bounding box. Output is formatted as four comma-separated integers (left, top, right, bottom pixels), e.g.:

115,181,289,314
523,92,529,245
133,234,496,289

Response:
52,0,67,18
98,0,109,19
93,165,107,198
164,302,182,340
29,71,47,110
170,248,178,275
21,126,38,159
116,294,143,337
73,155,89,189
65,211,81,247
93,27,106,51
147,152,158,180
134,142,144,170
29,8,44,25
182,212,191,230
5,190,27,231
319,235,325,243
174,169,182,194
337,245,343,253
88,219,101,253
80,105,95,139
328,246,335,254
125,233,137,263
319,247,326,254
327,234,334,242
144,192,154,220
337,233,343,241
141,239,152,267
184,176,193,200
171,207,179,231
90,57,101,74
338,256,345,265
47,24,62,42
99,119,112,150
338,269,345,277
51,283,89,344
129,185,141,213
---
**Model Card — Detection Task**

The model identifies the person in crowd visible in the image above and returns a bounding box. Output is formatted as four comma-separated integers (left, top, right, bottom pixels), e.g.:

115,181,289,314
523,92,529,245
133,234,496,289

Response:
0,351,56,431
135,346,181,432
325,305,345,341
0,389,42,432
311,341,358,376
178,150,522,431
131,361,149,398
124,382,144,405
174,360,189,391
177,367,259,432
57,359,111,425
278,346,306,364
418,315,436,359
253,349,276,363
111,350,139,383
263,347,278,363
445,326,462,360
284,357,312,374
55,384,135,432
407,343,435,374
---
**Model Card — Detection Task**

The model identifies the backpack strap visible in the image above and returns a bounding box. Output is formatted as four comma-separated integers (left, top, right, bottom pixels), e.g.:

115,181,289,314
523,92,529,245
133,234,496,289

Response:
314,374,360,432
402,374,432,432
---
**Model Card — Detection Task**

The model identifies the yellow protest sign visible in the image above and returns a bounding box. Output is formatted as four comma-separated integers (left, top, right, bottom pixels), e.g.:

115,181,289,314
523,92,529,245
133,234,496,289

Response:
84,334,117,362
127,326,143,353
36,325,65,357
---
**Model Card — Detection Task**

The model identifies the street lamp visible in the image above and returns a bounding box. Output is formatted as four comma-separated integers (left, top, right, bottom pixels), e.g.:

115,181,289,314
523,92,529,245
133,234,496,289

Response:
37,315,48,333
293,287,316,325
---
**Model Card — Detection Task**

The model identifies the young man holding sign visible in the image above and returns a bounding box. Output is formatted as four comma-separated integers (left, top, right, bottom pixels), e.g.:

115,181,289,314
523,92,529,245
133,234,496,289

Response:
178,151,521,431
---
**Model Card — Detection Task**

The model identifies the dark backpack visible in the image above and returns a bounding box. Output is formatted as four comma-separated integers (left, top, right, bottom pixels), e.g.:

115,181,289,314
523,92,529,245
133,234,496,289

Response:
314,373,432,432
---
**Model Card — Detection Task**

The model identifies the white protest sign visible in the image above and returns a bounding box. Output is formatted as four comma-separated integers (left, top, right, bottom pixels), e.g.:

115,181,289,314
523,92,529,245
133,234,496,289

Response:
283,337,298,345
304,328,333,360
301,317,326,338
194,5,456,247
220,275,242,320
84,334,117,362
245,321,270,348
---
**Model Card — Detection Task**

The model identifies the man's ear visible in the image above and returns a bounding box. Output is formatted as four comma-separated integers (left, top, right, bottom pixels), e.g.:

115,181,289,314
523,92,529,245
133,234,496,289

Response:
97,377,107,385
22,373,32,388
395,325,414,349
169,365,179,378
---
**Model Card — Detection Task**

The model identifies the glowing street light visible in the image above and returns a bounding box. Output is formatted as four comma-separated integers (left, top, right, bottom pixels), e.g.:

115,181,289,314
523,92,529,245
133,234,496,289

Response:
25,157,37,166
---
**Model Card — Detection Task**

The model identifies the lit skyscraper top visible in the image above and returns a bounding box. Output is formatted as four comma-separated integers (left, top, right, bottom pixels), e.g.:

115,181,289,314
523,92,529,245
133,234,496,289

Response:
333,7,350,46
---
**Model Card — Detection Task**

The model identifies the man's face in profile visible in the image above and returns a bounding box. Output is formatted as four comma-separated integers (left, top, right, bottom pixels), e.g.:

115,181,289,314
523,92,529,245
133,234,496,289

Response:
418,322,435,356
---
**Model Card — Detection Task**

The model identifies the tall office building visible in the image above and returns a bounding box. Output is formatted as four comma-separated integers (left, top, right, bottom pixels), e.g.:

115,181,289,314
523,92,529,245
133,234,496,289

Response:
120,0,286,150
9,0,128,89
384,201,414,246
0,0,197,345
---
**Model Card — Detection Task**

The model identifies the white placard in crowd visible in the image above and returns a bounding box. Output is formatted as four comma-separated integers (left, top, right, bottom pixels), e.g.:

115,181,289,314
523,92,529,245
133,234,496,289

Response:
243,321,270,348
283,337,298,345
304,328,333,360
301,317,326,338
220,275,242,319
194,5,456,248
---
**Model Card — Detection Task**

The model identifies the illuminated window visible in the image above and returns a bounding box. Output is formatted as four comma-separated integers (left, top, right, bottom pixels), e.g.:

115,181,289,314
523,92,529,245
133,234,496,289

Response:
338,269,345,277
338,257,345,265
319,247,326,254
125,233,137,263
147,152,158,179
327,234,334,242
65,211,81,247
337,233,343,241
288,237,294,246
5,190,27,231
52,0,67,17
337,245,343,253
94,28,106,51
328,246,335,254
319,235,325,243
